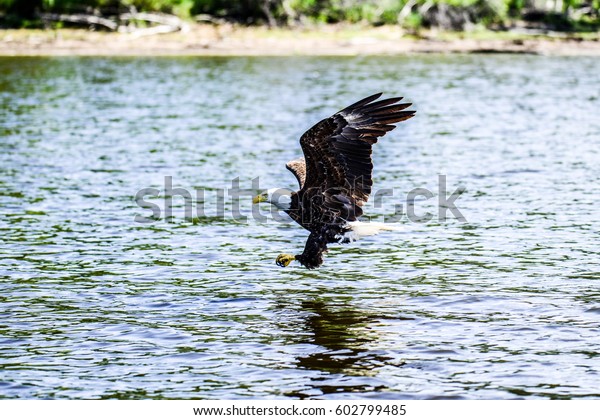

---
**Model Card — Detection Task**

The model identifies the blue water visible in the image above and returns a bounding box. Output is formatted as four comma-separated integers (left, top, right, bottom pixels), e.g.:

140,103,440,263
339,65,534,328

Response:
1,55,599,399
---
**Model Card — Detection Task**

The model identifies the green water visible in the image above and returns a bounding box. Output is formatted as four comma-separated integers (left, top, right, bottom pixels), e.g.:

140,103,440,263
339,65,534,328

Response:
0,56,599,399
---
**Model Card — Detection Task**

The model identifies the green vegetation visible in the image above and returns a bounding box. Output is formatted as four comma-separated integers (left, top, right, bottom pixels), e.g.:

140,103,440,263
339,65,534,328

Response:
1,0,599,31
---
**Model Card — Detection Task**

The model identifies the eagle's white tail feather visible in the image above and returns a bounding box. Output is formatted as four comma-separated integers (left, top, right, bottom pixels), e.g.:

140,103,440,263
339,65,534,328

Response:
343,221,403,241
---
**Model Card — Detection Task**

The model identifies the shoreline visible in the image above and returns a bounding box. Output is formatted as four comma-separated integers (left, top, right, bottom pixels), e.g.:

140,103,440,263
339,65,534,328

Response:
1,25,599,56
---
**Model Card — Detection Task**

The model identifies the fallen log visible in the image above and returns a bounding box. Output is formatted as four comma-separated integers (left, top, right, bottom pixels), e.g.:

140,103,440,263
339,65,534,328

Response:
119,12,186,37
39,13,118,31
119,12,184,29
38,11,186,36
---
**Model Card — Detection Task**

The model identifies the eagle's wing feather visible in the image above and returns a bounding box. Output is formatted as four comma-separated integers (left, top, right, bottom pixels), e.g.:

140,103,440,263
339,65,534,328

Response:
285,157,306,189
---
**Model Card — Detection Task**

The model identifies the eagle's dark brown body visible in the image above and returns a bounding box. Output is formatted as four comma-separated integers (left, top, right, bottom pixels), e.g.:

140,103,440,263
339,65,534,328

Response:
279,93,416,269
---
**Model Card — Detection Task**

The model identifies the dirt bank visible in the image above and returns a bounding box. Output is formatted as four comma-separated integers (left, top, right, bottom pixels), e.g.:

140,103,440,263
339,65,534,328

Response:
1,24,599,56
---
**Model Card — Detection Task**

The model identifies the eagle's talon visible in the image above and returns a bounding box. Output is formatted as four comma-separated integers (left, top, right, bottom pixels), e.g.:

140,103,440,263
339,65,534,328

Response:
276,253,295,267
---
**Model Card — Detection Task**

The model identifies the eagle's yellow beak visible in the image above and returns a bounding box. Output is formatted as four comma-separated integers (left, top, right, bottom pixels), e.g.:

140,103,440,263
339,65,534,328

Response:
252,194,265,204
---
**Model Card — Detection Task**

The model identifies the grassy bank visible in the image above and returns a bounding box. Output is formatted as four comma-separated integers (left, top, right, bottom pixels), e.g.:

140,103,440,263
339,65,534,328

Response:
2,1,598,56
1,0,599,32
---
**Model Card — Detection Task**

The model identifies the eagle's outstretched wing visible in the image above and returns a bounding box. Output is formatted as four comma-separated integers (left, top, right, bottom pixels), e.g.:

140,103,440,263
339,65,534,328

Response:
299,92,415,214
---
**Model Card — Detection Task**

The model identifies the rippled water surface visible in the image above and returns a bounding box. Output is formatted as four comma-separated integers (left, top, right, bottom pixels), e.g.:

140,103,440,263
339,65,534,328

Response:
1,56,599,399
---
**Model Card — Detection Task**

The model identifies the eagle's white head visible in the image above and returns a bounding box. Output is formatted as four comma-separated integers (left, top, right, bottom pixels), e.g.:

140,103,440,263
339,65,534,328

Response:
252,188,293,211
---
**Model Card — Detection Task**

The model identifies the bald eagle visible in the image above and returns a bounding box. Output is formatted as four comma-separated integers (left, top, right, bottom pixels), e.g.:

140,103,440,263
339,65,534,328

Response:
253,93,415,269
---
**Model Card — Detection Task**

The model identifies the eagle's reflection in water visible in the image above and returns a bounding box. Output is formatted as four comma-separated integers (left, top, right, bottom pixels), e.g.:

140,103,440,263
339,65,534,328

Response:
283,299,404,398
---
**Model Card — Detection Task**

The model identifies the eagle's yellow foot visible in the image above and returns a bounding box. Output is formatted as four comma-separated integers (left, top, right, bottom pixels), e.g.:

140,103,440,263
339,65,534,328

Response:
276,253,295,267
